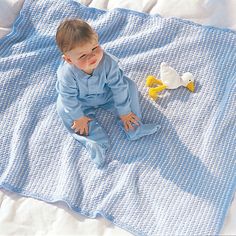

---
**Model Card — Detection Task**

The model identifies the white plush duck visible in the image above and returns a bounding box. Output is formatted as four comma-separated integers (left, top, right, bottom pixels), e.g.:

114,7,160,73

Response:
146,62,195,100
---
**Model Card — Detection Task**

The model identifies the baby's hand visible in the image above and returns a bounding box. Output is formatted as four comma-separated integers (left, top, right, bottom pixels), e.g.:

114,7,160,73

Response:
71,116,92,136
120,112,140,131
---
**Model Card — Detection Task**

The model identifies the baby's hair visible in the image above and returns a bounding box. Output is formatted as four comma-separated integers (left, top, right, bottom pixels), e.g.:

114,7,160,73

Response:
56,19,97,53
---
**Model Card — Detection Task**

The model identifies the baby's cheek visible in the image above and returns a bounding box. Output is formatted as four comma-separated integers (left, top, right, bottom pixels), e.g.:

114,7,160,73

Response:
99,48,103,56
98,50,104,61
77,60,88,68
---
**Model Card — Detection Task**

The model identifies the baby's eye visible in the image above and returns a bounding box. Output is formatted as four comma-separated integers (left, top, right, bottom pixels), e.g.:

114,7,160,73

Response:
79,54,86,59
92,46,98,51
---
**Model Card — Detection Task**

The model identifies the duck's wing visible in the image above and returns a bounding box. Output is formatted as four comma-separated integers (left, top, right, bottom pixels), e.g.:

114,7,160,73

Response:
160,65,181,88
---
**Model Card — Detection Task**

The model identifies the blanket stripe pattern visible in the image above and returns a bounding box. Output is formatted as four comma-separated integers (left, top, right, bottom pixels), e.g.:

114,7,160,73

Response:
0,0,235,235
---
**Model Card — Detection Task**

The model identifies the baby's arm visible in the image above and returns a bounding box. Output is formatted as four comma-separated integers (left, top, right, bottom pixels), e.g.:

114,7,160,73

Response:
56,80,84,120
106,56,139,130
106,60,131,116
56,68,92,134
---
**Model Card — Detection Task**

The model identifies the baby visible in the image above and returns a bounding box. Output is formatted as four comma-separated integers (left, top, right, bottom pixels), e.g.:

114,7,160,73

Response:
55,19,160,168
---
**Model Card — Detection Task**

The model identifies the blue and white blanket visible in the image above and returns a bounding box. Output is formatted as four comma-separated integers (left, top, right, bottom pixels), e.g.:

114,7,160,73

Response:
0,0,235,235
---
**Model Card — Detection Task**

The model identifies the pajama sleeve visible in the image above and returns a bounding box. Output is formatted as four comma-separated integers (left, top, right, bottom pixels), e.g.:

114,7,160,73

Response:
56,66,84,120
106,57,132,116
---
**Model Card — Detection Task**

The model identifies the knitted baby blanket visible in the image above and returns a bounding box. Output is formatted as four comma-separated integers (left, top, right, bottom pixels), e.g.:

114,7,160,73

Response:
0,0,235,235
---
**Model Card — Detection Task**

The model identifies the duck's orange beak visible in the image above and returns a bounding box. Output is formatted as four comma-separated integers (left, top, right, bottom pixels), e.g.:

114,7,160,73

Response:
186,82,195,92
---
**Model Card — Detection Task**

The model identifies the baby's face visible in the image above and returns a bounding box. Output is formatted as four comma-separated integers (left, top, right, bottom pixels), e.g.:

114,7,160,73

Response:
63,39,103,74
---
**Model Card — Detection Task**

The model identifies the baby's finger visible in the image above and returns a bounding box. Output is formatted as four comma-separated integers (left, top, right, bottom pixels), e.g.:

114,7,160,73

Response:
71,122,76,130
80,127,86,136
75,127,84,136
124,121,129,131
130,117,140,126
84,125,89,136
131,113,140,121
75,129,80,135
127,121,134,130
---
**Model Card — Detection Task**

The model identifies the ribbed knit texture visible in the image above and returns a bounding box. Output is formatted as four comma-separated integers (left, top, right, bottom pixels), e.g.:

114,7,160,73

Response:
0,1,236,235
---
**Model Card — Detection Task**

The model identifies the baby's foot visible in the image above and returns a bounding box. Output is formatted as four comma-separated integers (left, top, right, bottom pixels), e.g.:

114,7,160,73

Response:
125,122,161,141
87,142,107,169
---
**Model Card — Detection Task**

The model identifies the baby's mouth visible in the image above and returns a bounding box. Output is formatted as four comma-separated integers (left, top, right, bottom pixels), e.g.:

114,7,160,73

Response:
90,60,97,65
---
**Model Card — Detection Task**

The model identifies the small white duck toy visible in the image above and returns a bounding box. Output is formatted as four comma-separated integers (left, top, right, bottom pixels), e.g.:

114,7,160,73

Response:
146,62,195,100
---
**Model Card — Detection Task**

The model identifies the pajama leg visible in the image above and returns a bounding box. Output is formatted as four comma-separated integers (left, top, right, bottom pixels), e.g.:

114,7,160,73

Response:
118,77,161,140
57,99,109,168
71,119,110,168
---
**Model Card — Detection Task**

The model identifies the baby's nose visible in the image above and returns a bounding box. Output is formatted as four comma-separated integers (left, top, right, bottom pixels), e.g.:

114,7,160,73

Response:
88,52,95,59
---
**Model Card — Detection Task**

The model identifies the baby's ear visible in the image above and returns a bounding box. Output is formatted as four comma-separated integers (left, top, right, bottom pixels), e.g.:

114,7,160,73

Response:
62,54,73,64
93,32,99,41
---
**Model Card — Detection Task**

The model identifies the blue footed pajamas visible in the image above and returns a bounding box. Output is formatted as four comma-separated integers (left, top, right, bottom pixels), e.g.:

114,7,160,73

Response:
56,51,160,168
